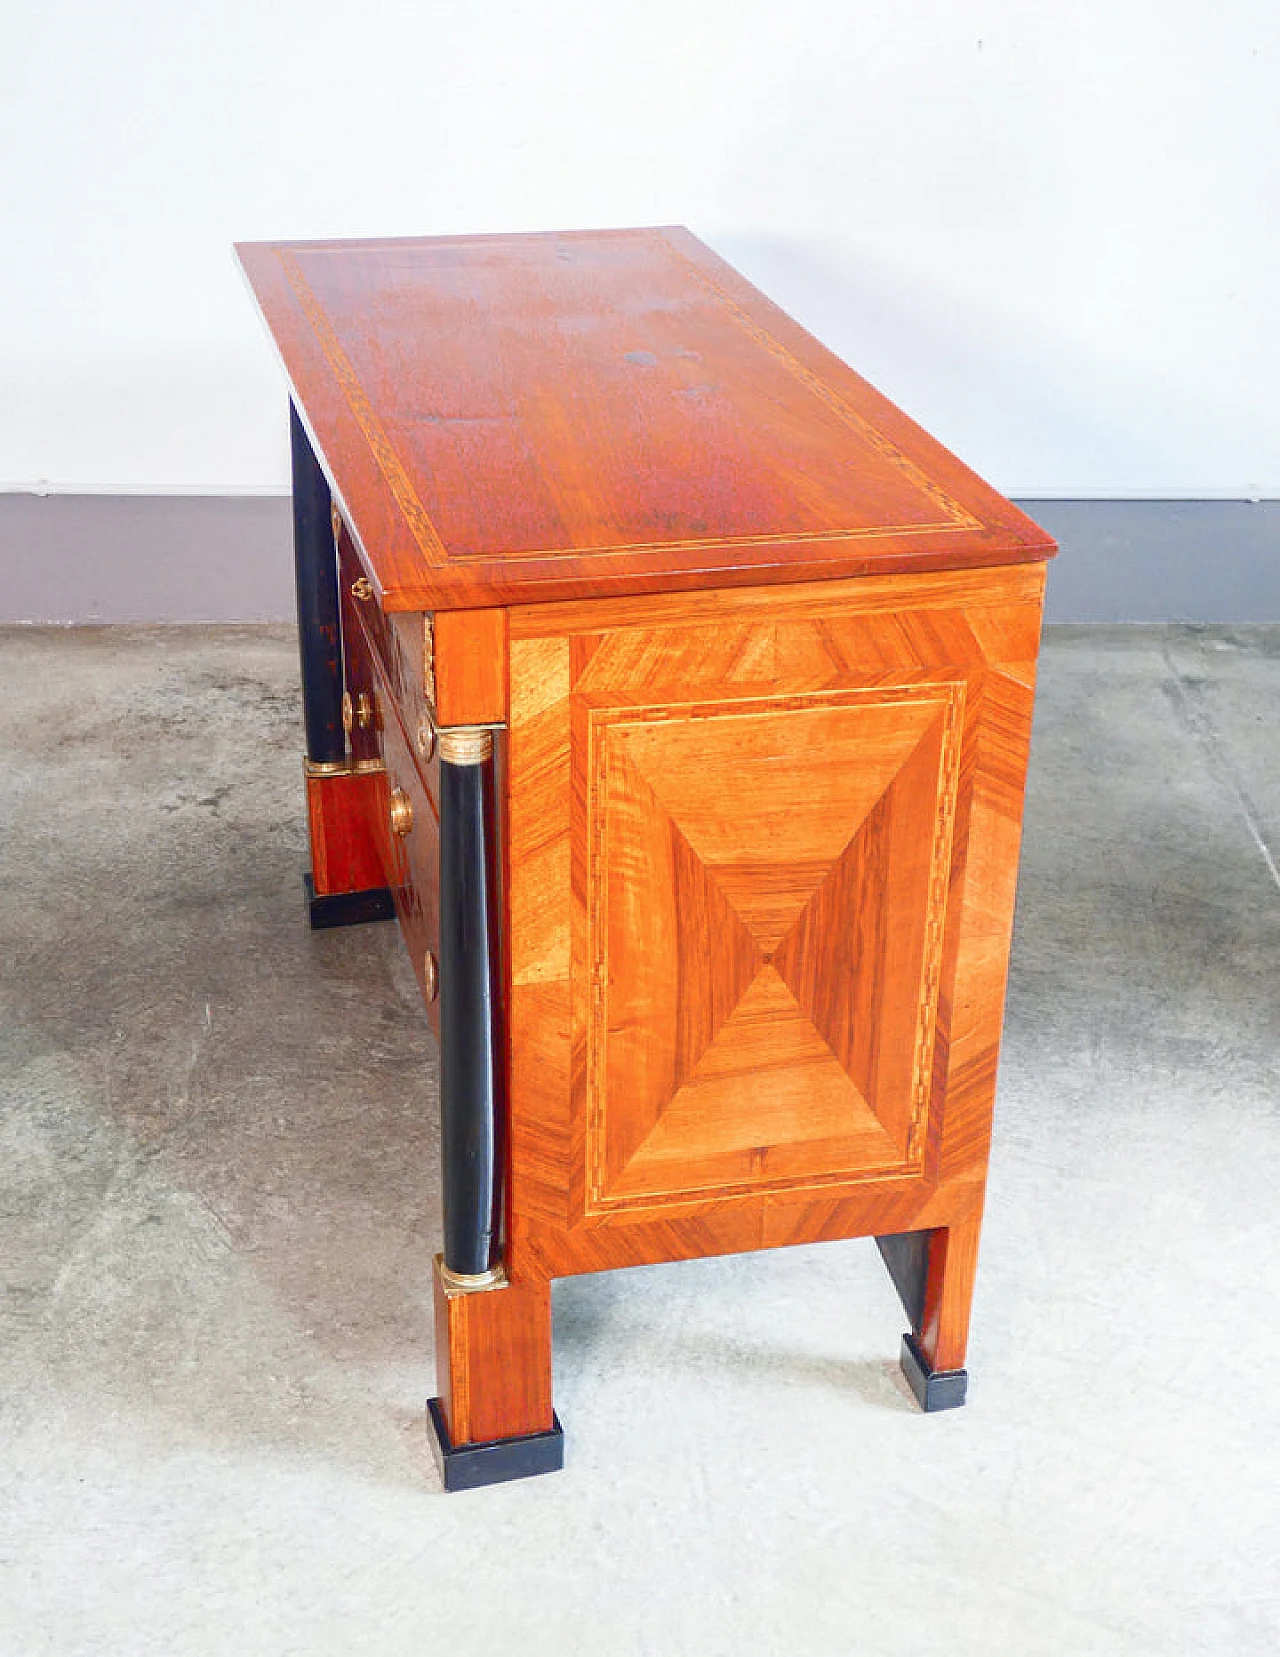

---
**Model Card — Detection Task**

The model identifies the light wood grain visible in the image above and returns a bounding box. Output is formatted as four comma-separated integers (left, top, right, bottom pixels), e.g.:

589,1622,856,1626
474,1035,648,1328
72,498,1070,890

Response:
432,1259,554,1446
506,566,1044,1324
238,230,1054,611
434,608,508,726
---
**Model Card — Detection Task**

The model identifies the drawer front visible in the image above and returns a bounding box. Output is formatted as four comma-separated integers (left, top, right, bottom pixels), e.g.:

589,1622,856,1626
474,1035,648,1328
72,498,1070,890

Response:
337,519,435,749
339,574,442,1026
377,672,442,1025
337,548,385,773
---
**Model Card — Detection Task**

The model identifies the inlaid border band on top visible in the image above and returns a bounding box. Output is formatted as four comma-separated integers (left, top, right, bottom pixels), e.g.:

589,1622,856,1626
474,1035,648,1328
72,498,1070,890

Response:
277,235,983,569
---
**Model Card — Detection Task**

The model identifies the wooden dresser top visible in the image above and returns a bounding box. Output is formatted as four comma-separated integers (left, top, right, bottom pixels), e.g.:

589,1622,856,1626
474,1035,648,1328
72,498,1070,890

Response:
237,227,1054,612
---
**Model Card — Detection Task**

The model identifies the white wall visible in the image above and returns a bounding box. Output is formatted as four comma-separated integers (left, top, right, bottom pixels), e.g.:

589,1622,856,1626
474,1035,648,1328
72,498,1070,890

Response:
4,0,1277,498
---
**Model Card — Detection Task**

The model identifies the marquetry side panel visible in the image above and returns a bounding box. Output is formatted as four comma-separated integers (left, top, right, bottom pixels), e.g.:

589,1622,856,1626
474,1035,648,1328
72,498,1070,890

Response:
582,683,964,1211
506,566,1044,1279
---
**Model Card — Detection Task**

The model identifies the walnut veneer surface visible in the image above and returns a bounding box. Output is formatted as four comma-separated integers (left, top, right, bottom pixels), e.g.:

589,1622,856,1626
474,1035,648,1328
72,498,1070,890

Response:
505,563,1047,1290
237,227,1053,611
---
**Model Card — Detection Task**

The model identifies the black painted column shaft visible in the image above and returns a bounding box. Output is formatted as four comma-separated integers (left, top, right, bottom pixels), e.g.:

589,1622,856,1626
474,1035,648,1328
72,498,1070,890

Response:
875,1229,930,1332
438,731,504,1277
289,401,345,767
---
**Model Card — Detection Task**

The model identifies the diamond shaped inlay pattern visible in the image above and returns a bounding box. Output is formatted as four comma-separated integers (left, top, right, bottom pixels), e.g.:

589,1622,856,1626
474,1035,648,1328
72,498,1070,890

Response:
588,685,963,1209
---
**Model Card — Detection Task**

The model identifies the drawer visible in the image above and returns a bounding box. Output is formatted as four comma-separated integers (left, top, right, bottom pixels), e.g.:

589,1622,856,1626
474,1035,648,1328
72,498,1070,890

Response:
339,575,443,1027
337,552,386,773
378,676,443,1026
336,516,436,751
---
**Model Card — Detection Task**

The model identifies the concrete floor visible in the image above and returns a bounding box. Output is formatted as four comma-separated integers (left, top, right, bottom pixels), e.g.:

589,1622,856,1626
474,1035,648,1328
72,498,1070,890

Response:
1,624,1277,1656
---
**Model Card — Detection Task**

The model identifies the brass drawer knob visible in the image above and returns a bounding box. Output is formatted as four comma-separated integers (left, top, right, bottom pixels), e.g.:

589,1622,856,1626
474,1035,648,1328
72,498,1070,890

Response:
350,576,374,602
388,786,413,837
423,952,439,1001
344,690,373,732
331,503,343,543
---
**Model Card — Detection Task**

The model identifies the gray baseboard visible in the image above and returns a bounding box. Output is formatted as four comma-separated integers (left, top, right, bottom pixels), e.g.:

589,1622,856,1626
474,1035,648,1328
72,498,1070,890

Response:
1029,499,1280,624
0,494,295,625
0,494,1276,624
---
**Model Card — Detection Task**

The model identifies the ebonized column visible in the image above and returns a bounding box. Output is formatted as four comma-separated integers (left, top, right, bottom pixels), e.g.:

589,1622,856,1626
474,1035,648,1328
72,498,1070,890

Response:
437,727,505,1282
289,401,345,768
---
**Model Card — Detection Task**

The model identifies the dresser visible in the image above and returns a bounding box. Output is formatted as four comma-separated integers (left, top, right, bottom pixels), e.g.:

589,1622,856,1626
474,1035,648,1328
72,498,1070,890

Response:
237,227,1055,1489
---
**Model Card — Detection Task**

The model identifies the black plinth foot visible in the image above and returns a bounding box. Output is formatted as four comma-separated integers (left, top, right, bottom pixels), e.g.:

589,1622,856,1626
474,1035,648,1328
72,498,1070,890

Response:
303,873,395,930
899,1333,969,1413
426,1397,565,1491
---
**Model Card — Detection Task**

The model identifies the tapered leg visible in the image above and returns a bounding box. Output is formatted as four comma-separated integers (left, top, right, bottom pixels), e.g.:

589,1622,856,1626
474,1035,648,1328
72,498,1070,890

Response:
427,1259,562,1491
289,401,392,928
877,1211,981,1411
302,768,394,927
